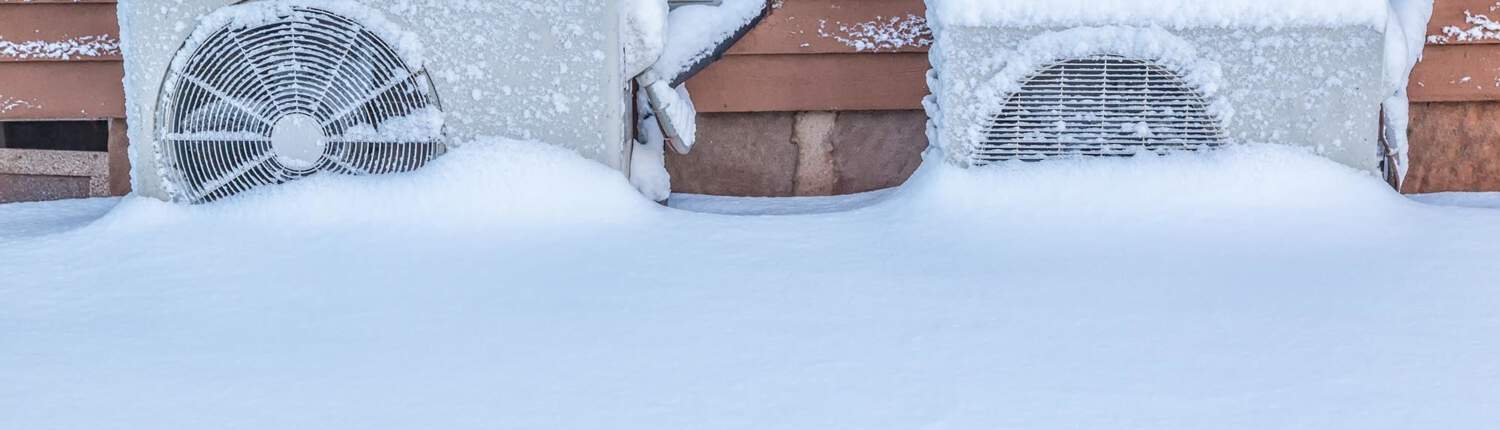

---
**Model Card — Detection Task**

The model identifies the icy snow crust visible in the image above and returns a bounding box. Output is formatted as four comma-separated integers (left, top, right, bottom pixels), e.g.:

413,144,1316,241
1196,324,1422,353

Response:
928,0,1389,30
4,139,1500,429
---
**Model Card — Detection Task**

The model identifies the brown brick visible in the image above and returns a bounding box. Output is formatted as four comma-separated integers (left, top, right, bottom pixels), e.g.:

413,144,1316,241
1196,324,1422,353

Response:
666,112,797,196
1405,102,1500,193
830,110,927,194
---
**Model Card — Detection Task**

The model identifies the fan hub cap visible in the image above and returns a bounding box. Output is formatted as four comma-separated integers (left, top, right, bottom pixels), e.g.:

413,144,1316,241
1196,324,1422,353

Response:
270,114,326,170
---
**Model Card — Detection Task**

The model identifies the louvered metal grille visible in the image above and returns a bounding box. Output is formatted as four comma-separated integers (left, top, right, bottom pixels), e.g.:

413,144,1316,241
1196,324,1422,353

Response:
155,6,445,203
974,56,1226,164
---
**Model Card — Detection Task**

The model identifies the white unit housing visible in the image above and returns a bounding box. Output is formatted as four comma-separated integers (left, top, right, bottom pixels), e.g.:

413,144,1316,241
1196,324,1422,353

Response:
925,0,1390,172
118,0,630,203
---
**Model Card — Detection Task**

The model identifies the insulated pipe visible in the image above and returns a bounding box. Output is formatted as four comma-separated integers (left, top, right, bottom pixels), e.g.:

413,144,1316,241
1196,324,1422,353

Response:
634,0,769,154
665,1,769,87
640,79,692,154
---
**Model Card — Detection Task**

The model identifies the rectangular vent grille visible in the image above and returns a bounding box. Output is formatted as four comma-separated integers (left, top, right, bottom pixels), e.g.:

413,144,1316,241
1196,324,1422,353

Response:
975,56,1227,164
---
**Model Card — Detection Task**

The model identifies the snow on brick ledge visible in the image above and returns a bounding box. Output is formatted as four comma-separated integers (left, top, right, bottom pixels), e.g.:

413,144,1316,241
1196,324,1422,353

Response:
927,0,1389,30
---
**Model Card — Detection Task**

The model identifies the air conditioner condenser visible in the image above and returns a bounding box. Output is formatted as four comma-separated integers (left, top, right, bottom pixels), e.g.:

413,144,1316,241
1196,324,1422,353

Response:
924,1,1390,172
119,0,633,203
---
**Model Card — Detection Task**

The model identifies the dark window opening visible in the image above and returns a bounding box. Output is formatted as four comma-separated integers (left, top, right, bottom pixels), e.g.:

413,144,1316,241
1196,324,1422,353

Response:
0,121,109,152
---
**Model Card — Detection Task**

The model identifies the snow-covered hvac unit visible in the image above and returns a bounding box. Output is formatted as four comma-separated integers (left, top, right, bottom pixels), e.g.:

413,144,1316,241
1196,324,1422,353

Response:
118,0,633,203
925,0,1391,172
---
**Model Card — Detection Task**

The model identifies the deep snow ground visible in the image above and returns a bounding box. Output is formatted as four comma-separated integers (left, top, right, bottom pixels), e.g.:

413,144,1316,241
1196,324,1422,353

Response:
667,190,893,215
0,197,118,241
1412,191,1500,209
2,139,1499,429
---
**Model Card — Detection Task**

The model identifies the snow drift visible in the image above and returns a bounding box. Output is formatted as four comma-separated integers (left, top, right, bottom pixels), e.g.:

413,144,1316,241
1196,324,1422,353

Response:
89,138,657,234
3,140,1499,430
897,145,1412,219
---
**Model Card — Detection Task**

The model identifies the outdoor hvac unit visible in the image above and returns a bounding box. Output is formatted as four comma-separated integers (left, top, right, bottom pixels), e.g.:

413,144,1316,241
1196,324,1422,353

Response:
118,0,632,203
924,2,1389,172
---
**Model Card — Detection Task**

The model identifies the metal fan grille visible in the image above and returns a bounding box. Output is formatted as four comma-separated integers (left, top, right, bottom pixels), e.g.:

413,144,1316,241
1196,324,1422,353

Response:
974,56,1226,165
156,6,445,203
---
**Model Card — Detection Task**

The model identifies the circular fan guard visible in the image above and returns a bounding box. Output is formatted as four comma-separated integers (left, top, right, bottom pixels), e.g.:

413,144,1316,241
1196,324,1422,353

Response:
156,6,446,203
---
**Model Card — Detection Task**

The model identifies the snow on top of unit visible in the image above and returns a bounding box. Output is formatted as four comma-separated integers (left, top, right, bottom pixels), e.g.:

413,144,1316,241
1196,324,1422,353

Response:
181,0,427,69
927,0,1390,29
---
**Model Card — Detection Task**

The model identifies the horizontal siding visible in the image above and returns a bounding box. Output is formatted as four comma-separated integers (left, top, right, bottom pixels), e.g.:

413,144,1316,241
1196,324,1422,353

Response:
1424,0,1500,45
1410,0,1500,102
0,1,123,119
0,58,124,119
1409,44,1500,102
0,3,121,62
688,53,929,112
686,0,929,113
726,0,930,55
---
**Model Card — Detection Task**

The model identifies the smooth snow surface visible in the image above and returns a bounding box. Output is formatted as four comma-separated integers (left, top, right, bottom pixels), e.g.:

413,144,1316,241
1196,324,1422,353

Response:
669,190,894,216
1411,192,1500,209
0,197,118,241
4,140,1500,429
928,0,1389,29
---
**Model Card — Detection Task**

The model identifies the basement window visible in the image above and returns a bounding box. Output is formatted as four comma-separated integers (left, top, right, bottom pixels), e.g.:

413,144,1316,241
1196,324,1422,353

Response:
0,121,109,152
